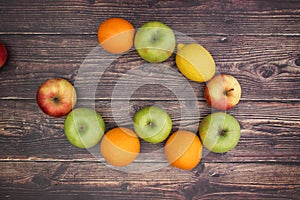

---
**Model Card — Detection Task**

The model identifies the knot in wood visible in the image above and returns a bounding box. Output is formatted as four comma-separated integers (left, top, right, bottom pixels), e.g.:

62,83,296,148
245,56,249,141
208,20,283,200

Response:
295,58,300,66
31,174,51,188
256,65,278,80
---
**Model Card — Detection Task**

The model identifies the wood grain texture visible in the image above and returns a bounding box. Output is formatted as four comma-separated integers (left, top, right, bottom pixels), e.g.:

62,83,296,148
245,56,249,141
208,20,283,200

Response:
0,162,299,199
0,0,299,35
0,34,299,100
0,100,299,163
0,0,299,199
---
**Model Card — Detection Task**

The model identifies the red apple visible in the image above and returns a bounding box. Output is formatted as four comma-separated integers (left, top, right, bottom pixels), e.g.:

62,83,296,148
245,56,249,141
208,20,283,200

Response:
0,42,8,68
36,78,77,117
205,74,241,110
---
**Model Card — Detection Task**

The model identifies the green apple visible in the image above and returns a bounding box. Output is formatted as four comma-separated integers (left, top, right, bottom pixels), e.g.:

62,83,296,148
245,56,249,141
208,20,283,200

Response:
199,112,240,153
64,108,105,148
134,21,176,63
134,106,172,144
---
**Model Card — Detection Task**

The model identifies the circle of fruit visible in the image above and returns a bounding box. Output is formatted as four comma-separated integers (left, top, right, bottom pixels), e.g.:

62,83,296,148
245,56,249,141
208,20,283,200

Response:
100,127,140,167
34,18,242,170
164,130,202,170
98,17,134,54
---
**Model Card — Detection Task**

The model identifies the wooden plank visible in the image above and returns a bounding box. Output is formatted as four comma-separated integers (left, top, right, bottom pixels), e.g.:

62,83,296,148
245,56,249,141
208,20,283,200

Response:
0,35,299,100
0,0,299,35
0,100,299,163
0,1,299,199
0,162,299,199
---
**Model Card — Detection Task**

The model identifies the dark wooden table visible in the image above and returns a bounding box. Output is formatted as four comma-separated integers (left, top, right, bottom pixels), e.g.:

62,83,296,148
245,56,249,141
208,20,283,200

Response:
0,0,299,199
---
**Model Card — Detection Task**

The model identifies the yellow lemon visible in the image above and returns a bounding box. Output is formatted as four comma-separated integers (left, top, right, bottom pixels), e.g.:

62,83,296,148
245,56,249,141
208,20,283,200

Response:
176,43,215,82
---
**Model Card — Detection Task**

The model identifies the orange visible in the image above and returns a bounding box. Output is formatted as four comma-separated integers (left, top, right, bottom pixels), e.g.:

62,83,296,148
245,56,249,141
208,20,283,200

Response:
164,130,202,170
97,18,134,54
100,127,140,166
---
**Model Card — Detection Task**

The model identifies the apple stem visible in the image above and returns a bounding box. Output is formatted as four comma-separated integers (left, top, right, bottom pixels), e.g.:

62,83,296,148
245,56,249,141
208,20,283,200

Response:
224,88,234,96
53,97,60,104
148,121,154,127
218,129,227,136
152,36,158,42
79,125,85,132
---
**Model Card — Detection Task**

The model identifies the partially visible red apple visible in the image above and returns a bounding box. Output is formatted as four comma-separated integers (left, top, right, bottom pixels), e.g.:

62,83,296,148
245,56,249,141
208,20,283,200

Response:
0,42,8,68
205,74,241,110
36,78,77,117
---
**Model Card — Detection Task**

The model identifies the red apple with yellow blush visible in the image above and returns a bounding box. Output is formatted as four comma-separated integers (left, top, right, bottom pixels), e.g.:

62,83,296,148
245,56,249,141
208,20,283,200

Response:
205,74,241,110
36,78,77,117
0,42,8,68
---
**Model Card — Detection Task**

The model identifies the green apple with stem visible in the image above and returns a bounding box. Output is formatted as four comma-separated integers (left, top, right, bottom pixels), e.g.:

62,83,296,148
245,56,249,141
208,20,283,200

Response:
199,112,240,153
134,106,172,144
134,21,176,63
64,108,105,148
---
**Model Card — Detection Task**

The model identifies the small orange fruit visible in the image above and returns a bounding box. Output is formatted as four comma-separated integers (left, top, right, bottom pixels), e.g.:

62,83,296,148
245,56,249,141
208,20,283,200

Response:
164,130,202,170
98,18,134,54
100,127,140,166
